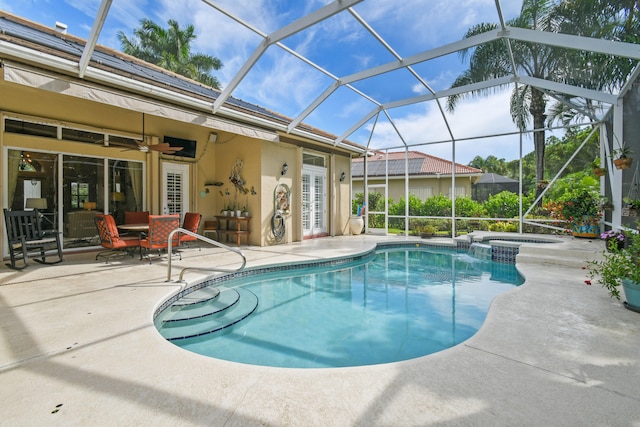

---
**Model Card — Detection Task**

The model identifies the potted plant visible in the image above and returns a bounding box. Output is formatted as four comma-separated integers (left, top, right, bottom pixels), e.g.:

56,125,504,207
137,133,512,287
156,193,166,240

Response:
550,188,600,238
612,143,634,170
598,196,613,211
591,157,606,177
588,225,640,312
622,197,640,217
220,189,232,216
600,229,626,252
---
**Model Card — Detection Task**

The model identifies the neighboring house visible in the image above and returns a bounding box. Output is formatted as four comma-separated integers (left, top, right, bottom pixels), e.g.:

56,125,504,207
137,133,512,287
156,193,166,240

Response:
0,11,364,255
351,151,482,203
472,173,519,202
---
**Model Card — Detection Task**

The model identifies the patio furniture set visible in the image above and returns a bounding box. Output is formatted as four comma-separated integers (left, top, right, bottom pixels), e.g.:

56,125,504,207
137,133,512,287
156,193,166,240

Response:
3,209,204,269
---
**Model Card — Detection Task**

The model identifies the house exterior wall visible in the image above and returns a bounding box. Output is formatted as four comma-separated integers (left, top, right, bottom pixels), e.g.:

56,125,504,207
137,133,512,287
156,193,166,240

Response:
334,154,353,234
352,176,475,202
1,71,355,253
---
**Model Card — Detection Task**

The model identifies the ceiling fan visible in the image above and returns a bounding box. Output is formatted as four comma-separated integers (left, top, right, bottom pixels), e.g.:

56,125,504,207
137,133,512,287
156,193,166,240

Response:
104,114,184,154
126,139,184,154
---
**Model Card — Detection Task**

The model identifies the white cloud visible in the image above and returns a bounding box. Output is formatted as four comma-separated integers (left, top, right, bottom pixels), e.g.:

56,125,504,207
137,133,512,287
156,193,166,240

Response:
364,89,533,164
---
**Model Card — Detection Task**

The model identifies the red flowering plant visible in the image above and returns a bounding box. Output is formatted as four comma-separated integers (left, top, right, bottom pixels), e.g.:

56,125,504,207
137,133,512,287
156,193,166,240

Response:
544,188,600,232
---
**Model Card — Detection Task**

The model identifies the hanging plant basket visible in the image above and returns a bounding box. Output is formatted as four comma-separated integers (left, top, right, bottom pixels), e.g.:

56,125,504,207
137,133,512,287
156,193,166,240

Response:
593,167,606,176
622,208,639,217
614,157,633,170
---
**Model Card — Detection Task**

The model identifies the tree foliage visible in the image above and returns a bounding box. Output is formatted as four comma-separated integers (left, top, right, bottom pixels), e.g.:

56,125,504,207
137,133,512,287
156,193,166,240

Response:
118,19,223,89
447,0,638,198
469,127,599,195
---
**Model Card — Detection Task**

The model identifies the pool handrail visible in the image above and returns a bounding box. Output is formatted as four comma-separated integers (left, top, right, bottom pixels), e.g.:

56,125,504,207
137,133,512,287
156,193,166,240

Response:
166,228,246,282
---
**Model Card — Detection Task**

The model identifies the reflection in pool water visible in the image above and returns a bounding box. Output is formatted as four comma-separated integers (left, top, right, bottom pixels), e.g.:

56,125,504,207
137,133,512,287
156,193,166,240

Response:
156,247,523,368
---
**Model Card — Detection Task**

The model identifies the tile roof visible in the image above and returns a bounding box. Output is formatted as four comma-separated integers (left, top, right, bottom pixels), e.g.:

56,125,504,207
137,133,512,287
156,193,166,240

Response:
352,151,482,177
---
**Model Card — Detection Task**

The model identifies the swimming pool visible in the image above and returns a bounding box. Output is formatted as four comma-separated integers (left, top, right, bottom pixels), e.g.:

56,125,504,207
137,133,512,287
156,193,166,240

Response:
155,245,523,368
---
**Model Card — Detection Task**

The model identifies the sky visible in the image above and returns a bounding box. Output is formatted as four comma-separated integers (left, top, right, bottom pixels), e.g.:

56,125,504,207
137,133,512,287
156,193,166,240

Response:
0,0,541,165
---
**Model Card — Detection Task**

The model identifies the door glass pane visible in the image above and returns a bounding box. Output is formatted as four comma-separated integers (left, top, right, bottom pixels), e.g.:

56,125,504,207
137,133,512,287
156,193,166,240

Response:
314,175,325,229
64,155,103,248
7,149,57,230
166,172,183,215
302,174,311,231
109,160,144,222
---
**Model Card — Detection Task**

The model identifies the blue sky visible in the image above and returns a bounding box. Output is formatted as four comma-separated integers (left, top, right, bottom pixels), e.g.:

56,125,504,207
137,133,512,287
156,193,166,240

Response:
1,0,536,164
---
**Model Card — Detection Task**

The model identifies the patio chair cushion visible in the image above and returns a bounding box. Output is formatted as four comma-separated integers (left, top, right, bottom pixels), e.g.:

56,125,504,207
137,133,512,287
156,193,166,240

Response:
180,212,202,245
94,214,139,263
124,211,150,225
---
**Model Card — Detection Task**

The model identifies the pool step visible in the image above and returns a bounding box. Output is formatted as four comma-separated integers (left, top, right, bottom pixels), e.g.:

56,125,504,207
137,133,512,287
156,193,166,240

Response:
160,287,240,323
516,244,604,268
171,287,221,307
156,287,258,341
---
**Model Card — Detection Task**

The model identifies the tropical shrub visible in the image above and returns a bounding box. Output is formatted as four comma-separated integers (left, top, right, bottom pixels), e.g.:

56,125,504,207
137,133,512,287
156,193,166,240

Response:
455,196,487,217
484,191,522,218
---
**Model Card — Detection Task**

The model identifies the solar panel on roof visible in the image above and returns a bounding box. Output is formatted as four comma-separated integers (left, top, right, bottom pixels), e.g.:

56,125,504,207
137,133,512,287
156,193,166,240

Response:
0,16,287,123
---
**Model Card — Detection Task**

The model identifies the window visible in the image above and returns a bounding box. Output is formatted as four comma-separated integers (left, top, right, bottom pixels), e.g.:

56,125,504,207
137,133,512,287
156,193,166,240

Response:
5,118,57,138
70,182,90,208
409,186,433,200
303,153,325,167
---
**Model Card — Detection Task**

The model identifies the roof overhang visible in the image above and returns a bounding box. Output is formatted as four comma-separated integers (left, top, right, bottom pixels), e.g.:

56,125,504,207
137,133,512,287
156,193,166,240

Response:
2,60,281,143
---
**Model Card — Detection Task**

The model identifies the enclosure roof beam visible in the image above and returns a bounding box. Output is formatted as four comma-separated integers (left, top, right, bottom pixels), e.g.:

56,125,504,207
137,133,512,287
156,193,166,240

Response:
78,0,112,78
211,0,363,113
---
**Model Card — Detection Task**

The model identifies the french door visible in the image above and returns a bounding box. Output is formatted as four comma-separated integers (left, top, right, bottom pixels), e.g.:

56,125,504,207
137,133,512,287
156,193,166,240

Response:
162,162,189,218
302,165,326,237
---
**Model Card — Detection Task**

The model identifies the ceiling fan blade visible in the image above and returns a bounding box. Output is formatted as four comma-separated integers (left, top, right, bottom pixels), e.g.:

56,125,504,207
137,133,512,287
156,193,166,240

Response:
104,140,138,151
150,143,184,153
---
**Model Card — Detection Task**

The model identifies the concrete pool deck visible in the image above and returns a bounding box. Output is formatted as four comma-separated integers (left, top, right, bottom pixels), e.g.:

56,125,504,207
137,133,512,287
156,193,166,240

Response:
1,234,639,426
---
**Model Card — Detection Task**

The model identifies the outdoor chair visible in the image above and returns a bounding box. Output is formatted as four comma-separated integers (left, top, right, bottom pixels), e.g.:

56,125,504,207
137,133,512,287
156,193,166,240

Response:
94,214,140,264
202,219,219,241
3,208,63,270
179,212,202,249
139,215,181,264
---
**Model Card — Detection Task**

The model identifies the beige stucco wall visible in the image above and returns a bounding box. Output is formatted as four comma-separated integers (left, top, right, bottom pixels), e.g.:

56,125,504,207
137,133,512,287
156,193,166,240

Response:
260,141,297,245
1,72,356,251
352,176,474,202
334,154,353,235
212,134,262,245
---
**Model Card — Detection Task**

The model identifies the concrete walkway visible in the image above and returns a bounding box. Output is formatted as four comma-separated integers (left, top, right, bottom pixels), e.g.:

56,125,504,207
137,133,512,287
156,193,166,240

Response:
1,235,639,426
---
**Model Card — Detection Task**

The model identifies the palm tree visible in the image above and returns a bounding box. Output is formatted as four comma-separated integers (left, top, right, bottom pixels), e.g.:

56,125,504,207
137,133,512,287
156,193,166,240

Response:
446,0,560,199
546,0,639,125
446,0,637,199
118,19,223,89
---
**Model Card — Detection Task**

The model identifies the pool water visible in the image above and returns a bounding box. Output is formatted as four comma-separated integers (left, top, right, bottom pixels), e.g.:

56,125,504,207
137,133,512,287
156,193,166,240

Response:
156,247,523,368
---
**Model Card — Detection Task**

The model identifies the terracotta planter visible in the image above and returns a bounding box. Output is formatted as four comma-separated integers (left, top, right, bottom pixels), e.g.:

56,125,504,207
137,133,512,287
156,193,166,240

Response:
593,167,606,177
571,215,600,238
613,157,633,170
